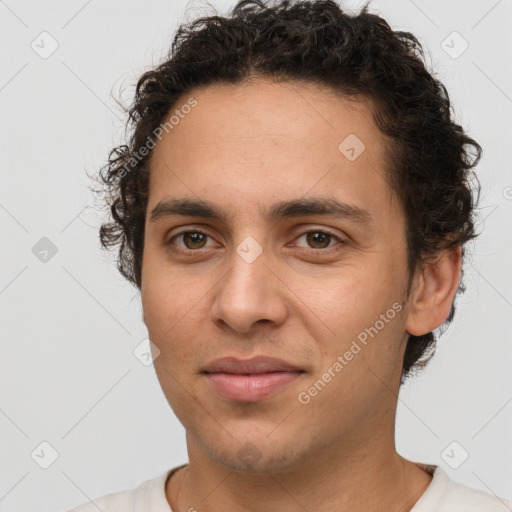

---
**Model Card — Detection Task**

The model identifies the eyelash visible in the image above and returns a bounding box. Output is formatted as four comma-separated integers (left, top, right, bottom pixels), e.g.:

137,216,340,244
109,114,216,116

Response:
165,228,346,255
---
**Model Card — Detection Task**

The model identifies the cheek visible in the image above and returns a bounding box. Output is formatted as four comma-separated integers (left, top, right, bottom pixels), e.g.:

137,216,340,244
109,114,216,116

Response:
143,285,199,352
142,247,202,326
141,263,190,354
142,271,206,412
309,270,392,323
296,262,405,354
141,264,220,383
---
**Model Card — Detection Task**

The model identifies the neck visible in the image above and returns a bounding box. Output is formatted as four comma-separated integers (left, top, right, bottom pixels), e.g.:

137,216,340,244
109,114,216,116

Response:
166,432,433,512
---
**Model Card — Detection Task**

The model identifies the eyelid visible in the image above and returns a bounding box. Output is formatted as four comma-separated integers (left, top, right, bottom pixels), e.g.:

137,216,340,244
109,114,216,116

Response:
291,229,345,249
165,227,218,250
289,228,349,255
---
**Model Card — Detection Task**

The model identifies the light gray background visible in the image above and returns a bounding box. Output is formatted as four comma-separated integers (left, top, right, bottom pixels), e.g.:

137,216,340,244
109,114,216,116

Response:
1,0,511,510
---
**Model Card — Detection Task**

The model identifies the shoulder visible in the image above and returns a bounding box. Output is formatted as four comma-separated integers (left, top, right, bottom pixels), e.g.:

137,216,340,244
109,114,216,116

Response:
67,487,135,512
413,465,512,512
65,466,182,512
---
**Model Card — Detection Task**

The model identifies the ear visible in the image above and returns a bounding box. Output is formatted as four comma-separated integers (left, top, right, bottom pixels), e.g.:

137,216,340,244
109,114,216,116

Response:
405,245,462,336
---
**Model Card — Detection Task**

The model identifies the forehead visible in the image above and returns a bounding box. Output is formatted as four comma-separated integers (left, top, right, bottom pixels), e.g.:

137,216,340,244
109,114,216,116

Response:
148,78,396,217
154,77,385,152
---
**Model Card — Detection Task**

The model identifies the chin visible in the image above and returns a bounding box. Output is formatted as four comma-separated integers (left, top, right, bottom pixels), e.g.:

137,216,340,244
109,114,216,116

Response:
196,428,311,475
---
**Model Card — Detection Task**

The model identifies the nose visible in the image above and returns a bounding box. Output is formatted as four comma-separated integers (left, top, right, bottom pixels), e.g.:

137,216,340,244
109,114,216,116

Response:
210,247,289,334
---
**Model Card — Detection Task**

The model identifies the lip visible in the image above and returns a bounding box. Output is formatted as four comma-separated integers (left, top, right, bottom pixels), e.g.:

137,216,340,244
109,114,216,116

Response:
202,356,304,402
202,356,302,374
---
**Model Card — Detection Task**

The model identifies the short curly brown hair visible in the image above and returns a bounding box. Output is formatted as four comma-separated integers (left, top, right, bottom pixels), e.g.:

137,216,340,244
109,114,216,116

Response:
95,0,482,383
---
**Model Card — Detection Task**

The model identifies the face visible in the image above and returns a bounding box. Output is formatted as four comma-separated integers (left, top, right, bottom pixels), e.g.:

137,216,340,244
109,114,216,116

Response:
141,78,413,473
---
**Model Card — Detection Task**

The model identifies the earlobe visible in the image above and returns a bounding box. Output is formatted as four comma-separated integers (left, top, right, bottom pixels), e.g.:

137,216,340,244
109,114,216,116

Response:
405,245,462,336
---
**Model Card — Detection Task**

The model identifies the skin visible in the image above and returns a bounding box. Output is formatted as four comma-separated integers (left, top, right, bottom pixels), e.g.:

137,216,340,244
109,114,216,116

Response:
140,77,462,512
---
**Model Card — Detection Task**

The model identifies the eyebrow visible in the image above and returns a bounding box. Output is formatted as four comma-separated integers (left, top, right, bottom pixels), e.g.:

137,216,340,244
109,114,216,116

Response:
149,196,373,228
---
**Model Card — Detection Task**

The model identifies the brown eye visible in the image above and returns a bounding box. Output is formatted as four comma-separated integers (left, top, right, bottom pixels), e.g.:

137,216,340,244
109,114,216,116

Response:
305,231,332,249
295,230,342,251
167,230,213,251
182,231,208,249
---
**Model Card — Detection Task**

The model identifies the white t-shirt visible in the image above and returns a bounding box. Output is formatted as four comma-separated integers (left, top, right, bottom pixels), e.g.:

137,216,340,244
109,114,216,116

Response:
67,462,512,511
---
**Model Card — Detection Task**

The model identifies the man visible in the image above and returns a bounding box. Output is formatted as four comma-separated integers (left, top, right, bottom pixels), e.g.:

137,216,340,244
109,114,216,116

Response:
69,0,511,510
